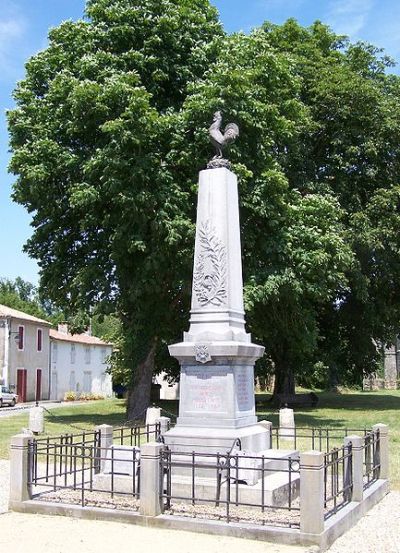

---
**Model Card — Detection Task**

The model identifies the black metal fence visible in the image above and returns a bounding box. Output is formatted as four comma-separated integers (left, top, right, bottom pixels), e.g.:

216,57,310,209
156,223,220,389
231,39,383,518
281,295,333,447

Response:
323,444,353,520
112,422,164,446
269,426,369,453
160,448,300,527
363,429,381,490
26,423,383,527
28,424,162,510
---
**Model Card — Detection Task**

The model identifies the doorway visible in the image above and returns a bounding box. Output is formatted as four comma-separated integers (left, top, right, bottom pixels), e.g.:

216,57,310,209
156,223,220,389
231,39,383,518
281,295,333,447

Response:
16,369,27,403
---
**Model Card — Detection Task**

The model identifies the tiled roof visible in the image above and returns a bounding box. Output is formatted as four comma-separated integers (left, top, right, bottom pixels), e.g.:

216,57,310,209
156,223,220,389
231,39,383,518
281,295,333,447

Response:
49,328,112,346
0,304,51,326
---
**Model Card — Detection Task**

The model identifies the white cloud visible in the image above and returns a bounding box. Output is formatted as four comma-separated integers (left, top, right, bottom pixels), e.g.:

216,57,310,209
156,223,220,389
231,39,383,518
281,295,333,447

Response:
326,0,374,39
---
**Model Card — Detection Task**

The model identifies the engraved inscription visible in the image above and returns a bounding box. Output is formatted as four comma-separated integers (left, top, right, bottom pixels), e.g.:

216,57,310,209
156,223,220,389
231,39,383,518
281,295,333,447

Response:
193,220,227,307
235,367,253,412
184,368,228,413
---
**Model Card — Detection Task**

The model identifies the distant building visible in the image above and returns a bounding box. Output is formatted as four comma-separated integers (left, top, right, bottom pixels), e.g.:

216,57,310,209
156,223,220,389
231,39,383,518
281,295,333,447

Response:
363,337,400,390
0,304,51,402
49,324,113,400
154,371,180,400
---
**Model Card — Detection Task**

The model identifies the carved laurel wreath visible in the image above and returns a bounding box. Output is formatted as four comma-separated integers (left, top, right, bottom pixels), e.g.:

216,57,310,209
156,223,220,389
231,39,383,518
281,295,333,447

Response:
193,220,227,307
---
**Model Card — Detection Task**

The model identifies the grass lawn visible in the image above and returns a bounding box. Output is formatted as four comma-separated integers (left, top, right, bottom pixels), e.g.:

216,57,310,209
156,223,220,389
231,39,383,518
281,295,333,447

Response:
0,389,399,488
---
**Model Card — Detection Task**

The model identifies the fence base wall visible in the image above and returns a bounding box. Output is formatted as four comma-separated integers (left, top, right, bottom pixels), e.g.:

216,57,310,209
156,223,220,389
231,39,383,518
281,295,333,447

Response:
9,478,388,552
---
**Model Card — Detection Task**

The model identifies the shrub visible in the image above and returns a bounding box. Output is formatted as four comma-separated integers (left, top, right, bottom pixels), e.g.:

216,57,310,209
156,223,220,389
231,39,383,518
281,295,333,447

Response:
64,391,77,401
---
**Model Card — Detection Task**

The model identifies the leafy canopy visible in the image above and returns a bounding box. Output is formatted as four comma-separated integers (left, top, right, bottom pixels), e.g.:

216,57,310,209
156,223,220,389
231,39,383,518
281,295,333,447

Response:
8,4,400,401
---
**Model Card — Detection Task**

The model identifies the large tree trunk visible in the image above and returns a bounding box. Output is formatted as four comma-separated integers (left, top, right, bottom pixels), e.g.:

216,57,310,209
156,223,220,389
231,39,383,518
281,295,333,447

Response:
126,340,157,422
273,362,296,396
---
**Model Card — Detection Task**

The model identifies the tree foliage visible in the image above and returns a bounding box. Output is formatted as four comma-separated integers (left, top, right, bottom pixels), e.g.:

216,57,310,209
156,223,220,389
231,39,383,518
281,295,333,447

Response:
0,277,49,320
8,3,400,411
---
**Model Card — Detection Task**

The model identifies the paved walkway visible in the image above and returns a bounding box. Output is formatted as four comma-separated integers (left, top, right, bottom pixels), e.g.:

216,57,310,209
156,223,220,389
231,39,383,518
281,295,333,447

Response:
0,400,86,418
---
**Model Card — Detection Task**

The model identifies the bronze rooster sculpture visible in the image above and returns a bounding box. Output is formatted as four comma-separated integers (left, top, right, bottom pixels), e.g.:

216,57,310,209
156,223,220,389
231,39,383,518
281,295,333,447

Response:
208,111,239,169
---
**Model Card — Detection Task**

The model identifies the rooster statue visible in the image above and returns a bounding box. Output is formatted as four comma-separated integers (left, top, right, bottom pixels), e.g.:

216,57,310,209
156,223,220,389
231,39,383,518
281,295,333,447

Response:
207,111,239,169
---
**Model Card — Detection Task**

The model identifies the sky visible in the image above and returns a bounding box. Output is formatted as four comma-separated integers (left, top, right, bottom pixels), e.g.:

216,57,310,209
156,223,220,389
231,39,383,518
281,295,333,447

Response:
1,0,400,286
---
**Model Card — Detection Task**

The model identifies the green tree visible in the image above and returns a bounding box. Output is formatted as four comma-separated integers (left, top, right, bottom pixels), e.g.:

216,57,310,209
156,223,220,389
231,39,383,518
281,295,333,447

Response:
262,20,400,389
0,277,49,320
8,4,400,410
8,0,224,419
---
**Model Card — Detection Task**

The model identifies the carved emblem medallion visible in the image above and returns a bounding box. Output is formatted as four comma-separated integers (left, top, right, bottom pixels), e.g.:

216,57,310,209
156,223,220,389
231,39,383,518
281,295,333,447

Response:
193,220,227,307
195,344,212,364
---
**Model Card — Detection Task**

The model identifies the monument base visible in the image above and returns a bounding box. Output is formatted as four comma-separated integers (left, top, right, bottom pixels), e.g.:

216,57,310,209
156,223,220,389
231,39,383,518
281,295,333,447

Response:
163,423,270,454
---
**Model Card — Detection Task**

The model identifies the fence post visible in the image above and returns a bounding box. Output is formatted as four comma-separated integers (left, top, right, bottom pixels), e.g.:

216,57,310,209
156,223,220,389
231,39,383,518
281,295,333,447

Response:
300,451,325,535
372,423,389,480
96,424,113,472
156,417,170,437
139,442,164,517
9,434,32,507
258,420,273,448
344,435,363,501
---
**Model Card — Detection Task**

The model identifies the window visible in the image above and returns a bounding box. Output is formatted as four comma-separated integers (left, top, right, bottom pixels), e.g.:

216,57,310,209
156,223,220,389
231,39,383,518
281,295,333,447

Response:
70,344,76,364
37,328,42,352
84,346,91,364
101,348,107,363
83,371,92,393
18,326,24,350
69,371,76,391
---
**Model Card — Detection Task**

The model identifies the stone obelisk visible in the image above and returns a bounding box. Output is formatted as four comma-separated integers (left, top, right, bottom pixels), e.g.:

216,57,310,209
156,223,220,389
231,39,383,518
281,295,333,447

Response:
165,113,269,453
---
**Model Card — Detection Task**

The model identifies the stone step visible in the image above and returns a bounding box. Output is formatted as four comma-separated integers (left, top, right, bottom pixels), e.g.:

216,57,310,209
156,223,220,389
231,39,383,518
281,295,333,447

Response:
256,448,300,473
166,448,299,480
168,470,300,508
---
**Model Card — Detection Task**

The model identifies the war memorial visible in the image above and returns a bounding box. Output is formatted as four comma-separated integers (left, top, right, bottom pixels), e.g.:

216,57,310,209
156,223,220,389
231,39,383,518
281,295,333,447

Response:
8,114,390,551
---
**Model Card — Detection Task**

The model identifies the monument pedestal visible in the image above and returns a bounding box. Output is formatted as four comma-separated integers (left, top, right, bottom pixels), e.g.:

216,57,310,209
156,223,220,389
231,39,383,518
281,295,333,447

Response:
164,167,268,454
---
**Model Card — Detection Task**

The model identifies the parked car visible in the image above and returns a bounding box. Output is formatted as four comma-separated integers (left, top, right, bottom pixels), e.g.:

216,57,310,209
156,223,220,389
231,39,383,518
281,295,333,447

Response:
0,386,18,407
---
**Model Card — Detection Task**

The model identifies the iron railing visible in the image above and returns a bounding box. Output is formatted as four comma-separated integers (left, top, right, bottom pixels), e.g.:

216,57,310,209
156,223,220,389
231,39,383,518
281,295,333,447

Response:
28,424,161,509
363,429,381,490
112,422,164,446
269,426,369,453
323,444,353,520
160,448,300,527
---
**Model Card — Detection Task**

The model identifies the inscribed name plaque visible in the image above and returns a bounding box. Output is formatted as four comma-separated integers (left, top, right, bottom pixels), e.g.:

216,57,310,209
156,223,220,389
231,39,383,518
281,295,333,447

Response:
235,366,254,412
181,366,228,415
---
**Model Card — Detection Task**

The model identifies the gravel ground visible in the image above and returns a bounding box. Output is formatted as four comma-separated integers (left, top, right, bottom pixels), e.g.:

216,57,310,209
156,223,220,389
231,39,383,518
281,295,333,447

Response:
0,459,399,552
0,460,9,513
327,490,400,553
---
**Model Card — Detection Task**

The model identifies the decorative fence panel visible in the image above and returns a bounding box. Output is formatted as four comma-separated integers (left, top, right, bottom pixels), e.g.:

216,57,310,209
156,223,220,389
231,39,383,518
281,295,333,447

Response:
323,444,353,520
160,448,300,528
27,424,162,510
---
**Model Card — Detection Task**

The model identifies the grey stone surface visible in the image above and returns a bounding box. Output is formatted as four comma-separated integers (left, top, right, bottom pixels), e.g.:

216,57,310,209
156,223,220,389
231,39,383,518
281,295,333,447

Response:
139,442,163,517
279,408,295,440
167,167,267,453
103,445,140,477
0,460,9,513
344,436,363,502
9,434,31,505
164,423,270,455
372,424,389,479
300,451,325,535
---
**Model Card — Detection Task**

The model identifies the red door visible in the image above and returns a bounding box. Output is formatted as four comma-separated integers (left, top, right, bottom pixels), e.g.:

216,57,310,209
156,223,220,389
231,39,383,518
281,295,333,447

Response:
36,369,42,402
16,369,27,403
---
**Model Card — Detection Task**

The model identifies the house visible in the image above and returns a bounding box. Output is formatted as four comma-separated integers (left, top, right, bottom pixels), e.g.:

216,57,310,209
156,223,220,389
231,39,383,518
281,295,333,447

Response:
49,324,113,400
0,304,51,402
154,371,180,400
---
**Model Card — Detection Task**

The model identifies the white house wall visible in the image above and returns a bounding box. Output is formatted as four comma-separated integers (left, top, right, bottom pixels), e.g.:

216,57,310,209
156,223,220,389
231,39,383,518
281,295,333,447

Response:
7,318,50,401
50,340,113,400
